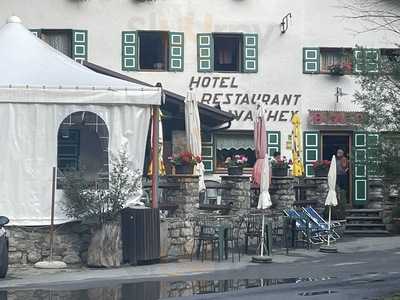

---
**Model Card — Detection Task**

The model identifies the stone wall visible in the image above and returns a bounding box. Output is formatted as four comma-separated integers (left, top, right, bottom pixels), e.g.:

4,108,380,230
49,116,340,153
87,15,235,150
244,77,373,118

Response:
220,176,251,210
270,177,296,212
383,180,400,230
7,221,91,265
368,178,385,209
303,177,329,212
161,175,200,258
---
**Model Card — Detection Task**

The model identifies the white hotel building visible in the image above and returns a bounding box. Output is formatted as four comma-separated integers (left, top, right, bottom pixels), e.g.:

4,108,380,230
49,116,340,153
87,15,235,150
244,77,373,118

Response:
1,0,398,208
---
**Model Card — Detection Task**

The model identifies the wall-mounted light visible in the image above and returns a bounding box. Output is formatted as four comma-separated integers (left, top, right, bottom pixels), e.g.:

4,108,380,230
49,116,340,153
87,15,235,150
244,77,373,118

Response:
335,87,348,103
280,13,292,34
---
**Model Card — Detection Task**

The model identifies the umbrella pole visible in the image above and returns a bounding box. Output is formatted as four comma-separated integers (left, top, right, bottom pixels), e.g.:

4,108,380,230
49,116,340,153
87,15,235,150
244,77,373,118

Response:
260,214,265,257
327,206,331,246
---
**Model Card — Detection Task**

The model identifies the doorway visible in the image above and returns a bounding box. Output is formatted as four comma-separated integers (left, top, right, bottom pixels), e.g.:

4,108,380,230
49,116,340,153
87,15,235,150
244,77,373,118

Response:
321,132,352,205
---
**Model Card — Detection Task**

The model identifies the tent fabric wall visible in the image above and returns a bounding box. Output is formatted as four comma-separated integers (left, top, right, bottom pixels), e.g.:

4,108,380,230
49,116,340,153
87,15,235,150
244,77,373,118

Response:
0,102,151,225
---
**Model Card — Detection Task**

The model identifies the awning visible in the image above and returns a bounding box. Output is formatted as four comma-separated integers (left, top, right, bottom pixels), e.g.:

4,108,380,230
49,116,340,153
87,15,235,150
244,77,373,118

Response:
215,134,255,150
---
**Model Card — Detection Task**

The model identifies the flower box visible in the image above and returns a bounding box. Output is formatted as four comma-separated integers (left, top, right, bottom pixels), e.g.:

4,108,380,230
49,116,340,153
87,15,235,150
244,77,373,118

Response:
227,166,243,176
272,167,288,177
175,164,194,175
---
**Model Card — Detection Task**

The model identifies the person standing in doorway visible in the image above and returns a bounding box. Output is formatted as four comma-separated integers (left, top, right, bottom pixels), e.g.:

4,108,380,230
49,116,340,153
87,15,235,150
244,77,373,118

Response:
336,149,349,201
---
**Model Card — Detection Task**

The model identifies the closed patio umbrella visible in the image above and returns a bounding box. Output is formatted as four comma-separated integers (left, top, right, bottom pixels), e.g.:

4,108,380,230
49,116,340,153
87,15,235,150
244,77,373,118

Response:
321,155,338,252
291,113,304,177
252,104,267,186
185,91,205,192
148,110,166,176
253,104,272,263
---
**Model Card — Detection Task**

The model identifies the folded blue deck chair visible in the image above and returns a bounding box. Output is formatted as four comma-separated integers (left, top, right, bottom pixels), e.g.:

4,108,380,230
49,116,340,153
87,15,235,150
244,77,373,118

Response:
283,209,326,244
302,207,341,239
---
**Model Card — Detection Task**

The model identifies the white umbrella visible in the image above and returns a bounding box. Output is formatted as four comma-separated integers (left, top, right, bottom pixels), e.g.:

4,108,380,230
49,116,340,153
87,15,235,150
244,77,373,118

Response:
325,155,338,247
257,157,272,258
185,91,206,192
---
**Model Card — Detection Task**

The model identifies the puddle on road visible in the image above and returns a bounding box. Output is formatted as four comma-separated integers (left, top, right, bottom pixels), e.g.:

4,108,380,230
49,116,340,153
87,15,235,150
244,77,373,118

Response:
0,276,335,300
298,290,338,297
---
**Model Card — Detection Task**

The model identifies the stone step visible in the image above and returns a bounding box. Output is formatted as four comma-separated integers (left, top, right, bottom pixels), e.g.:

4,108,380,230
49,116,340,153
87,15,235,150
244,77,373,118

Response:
344,230,389,236
346,216,382,221
345,223,386,228
346,209,383,214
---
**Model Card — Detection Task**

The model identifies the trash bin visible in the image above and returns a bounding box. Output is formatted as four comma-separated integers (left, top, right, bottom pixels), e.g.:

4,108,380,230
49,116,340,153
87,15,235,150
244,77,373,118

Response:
121,208,160,265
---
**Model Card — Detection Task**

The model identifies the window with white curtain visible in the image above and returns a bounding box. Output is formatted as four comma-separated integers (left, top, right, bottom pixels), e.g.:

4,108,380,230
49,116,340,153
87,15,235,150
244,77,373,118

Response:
320,48,352,74
215,133,256,170
41,30,72,57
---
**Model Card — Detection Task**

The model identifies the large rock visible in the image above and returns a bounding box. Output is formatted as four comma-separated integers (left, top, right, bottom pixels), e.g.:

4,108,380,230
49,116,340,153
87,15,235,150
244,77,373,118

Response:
87,223,122,268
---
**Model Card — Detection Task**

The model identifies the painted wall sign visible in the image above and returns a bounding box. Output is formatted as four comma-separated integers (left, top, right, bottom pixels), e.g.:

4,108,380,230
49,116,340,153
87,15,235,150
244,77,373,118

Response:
309,111,364,126
189,76,302,123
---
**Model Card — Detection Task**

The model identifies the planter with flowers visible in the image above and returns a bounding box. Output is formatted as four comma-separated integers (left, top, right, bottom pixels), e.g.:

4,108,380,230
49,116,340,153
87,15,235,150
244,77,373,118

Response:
312,160,331,177
225,155,248,175
271,157,291,177
328,63,352,76
169,151,201,175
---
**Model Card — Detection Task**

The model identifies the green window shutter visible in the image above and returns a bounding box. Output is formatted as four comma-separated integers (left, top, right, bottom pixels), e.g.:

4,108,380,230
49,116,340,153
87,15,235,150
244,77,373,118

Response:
243,33,258,73
30,29,42,38
303,48,320,74
353,132,368,205
353,48,380,74
168,32,184,72
197,33,213,72
367,133,380,177
267,131,281,157
303,131,320,177
201,133,214,173
122,31,138,71
72,30,88,63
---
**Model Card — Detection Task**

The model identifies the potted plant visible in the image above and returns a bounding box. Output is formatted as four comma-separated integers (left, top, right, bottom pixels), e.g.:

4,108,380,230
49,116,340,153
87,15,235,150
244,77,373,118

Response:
169,151,201,175
328,63,352,76
312,160,331,177
225,155,248,175
271,156,291,177
62,148,142,267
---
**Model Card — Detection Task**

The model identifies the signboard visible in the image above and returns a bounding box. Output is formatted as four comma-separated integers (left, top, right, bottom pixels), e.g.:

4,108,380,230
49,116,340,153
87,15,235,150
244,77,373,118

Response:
188,76,302,127
309,111,364,126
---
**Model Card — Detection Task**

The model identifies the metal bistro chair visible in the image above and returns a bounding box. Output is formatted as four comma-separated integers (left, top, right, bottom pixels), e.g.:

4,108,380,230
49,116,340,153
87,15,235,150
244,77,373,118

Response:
215,215,243,262
191,215,220,262
243,213,272,255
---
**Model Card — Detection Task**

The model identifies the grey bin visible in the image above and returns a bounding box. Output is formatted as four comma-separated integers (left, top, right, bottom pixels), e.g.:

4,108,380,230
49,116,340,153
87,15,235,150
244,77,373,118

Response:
121,208,160,266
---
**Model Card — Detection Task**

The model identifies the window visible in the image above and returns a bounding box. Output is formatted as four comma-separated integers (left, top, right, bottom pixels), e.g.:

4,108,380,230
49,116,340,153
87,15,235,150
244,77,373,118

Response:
215,134,256,170
122,31,184,72
214,34,242,72
381,48,400,73
320,48,352,74
57,111,109,188
197,33,258,73
139,31,168,70
31,29,88,62
41,30,72,57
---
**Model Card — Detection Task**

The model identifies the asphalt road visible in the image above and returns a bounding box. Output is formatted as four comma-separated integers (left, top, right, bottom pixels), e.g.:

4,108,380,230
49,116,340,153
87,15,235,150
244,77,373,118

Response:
1,237,400,299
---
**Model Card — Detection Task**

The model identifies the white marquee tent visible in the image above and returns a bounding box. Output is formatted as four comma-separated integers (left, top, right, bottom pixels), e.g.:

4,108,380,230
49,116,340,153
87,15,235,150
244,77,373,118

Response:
0,16,161,225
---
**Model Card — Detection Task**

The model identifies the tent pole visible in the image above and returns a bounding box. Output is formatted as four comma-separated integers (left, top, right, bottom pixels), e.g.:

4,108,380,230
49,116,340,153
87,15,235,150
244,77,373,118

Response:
151,105,160,209
50,166,56,262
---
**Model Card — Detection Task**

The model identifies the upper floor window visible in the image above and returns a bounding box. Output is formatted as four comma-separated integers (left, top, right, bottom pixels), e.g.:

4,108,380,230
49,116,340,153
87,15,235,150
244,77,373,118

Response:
31,29,88,63
197,32,258,73
320,48,352,75
122,31,184,72
213,34,242,72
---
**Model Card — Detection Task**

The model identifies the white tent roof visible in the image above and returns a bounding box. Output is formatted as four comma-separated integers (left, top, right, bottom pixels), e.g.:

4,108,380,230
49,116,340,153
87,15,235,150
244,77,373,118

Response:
0,16,160,105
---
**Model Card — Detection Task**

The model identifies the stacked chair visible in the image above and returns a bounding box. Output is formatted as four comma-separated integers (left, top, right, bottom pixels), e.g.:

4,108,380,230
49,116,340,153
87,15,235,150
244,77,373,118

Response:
283,207,343,247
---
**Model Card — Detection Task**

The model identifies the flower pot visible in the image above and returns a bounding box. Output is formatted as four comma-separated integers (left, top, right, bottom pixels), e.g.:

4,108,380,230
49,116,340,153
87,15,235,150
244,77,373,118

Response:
272,167,288,177
314,168,329,177
175,164,194,175
227,166,243,176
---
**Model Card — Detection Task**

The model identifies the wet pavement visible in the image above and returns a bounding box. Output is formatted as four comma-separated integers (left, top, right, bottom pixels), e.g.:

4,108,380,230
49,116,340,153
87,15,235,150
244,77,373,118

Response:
0,236,399,299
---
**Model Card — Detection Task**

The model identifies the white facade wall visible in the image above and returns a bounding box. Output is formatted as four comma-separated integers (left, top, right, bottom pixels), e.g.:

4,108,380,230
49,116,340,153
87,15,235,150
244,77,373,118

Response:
0,0,398,159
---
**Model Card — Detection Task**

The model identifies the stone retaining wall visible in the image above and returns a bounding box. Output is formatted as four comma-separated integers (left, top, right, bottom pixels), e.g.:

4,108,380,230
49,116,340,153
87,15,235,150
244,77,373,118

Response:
7,221,91,265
